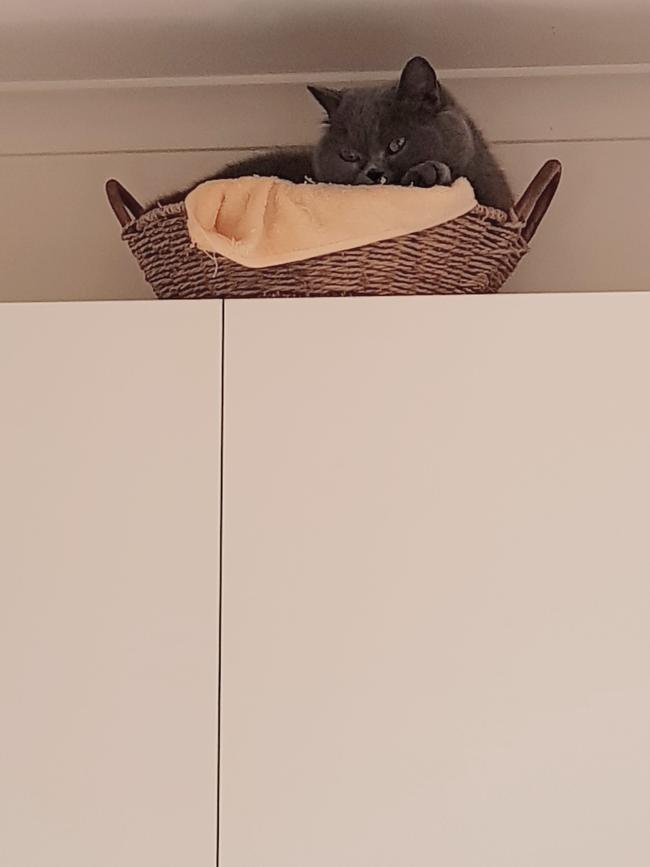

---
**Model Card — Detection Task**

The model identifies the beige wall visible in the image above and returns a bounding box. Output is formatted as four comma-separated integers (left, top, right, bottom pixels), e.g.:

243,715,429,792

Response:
2,1,650,79
1,66,649,301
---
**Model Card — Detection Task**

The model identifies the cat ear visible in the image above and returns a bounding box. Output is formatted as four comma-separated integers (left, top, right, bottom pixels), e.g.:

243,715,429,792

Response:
397,56,440,106
307,85,343,117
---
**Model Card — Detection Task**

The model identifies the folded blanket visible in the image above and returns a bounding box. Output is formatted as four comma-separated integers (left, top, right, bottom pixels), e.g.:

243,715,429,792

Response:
185,175,477,269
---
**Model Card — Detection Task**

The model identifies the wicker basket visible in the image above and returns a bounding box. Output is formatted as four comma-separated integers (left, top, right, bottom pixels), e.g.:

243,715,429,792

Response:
106,160,561,300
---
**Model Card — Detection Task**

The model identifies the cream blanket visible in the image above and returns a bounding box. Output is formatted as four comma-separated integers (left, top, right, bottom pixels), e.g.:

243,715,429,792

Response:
185,176,477,269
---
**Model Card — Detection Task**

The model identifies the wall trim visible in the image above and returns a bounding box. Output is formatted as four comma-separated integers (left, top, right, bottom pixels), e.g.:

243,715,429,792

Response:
2,62,650,93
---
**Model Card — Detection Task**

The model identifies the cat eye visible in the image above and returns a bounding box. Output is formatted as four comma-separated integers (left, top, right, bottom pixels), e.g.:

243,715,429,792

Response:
340,148,361,163
387,137,406,154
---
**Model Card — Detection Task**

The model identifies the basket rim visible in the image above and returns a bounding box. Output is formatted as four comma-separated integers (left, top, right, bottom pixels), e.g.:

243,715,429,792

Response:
108,160,561,248
122,199,522,245
122,202,530,277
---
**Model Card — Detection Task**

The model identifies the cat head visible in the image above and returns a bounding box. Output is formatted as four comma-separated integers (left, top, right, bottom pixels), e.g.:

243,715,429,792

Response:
308,56,445,186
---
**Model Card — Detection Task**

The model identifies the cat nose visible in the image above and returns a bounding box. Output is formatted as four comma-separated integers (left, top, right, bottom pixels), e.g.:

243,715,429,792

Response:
365,167,386,184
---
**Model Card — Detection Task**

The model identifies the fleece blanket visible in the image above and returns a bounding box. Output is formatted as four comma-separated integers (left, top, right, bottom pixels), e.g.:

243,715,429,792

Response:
185,175,477,269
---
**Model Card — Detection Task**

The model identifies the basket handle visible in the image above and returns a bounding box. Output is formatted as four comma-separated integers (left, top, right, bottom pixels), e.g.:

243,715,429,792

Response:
514,159,562,243
106,179,144,228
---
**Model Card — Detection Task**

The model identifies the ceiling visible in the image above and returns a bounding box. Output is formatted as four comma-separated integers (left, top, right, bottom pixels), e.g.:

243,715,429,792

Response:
2,0,649,81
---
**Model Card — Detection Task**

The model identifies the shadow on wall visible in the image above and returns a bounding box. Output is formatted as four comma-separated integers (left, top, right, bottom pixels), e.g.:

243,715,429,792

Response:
1,0,650,81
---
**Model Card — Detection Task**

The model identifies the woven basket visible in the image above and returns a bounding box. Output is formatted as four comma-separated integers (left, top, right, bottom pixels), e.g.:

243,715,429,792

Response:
106,160,561,300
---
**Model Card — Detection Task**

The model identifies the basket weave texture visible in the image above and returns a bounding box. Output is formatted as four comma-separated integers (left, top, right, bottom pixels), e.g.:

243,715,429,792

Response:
122,201,529,300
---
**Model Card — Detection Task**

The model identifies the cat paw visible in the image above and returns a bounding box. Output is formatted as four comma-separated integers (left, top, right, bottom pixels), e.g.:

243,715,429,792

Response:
401,161,452,188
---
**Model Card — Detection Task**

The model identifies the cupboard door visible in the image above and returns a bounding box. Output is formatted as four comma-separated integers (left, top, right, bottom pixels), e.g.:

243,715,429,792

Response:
221,294,650,867
0,301,222,867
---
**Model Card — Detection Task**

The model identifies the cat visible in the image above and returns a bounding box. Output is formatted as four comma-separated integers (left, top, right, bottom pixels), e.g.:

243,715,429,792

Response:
153,56,512,211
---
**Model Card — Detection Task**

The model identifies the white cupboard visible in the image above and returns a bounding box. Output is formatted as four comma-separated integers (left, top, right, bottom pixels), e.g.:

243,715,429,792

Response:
2,294,650,866
0,302,222,867
221,294,650,866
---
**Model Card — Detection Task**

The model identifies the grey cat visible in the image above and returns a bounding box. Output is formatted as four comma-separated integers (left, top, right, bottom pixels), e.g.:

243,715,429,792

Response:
155,57,512,211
